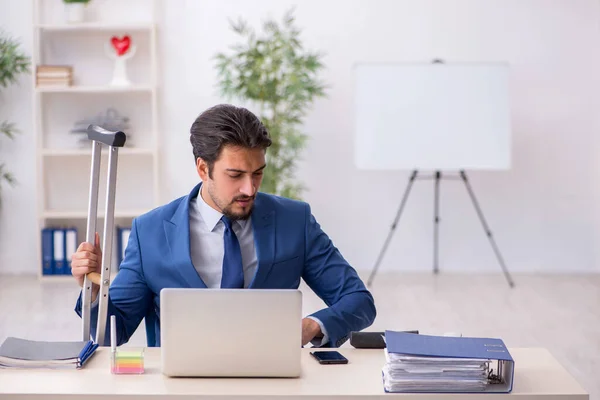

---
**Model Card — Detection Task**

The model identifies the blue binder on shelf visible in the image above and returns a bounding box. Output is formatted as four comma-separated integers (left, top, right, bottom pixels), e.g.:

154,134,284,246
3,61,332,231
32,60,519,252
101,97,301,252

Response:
41,228,54,275
53,229,67,275
116,226,131,269
64,227,78,275
385,330,514,393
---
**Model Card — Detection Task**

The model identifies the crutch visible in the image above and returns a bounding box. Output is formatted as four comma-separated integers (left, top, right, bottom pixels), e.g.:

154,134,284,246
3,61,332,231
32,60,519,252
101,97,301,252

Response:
81,124,126,345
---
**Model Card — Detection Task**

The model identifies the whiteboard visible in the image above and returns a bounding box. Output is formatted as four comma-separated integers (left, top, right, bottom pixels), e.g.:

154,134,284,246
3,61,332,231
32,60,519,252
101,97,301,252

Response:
353,63,511,170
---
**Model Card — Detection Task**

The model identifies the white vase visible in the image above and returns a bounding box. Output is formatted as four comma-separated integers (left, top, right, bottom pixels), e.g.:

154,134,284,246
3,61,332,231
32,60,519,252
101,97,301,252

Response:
65,3,86,23
105,44,137,87
110,57,132,87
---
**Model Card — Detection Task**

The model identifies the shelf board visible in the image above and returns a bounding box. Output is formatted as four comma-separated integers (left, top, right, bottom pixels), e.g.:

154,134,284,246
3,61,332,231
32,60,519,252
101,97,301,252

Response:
40,273,119,282
40,275,74,282
36,22,155,32
36,85,154,94
43,209,149,219
42,148,155,157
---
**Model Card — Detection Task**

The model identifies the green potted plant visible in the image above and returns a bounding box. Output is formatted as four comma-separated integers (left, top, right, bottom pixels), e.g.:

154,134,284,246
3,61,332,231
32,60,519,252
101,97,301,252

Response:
214,8,327,199
0,32,30,207
63,0,91,23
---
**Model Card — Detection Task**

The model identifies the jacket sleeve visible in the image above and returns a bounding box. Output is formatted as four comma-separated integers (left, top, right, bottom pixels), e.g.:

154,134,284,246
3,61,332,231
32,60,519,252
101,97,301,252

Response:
74,218,152,346
301,203,376,347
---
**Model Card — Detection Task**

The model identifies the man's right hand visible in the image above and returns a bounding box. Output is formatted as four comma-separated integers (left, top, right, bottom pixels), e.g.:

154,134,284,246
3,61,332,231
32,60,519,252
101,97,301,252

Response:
71,232,103,300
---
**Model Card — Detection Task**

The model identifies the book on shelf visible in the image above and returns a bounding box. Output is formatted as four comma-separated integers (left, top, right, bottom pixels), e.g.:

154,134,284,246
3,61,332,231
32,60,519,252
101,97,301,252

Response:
36,65,72,87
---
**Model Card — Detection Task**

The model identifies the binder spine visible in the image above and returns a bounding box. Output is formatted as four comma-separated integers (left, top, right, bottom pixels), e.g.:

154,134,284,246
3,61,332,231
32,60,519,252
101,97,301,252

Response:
65,228,78,275
41,228,54,275
53,229,65,275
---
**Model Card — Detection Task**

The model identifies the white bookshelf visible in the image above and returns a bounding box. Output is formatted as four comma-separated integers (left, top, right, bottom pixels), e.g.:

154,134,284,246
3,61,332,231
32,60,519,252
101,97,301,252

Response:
33,0,160,280
42,148,155,157
42,209,151,219
36,22,156,32
35,85,155,93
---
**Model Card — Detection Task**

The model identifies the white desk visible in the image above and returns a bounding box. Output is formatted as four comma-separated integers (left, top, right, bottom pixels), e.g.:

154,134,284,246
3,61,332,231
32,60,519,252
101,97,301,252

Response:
0,348,588,399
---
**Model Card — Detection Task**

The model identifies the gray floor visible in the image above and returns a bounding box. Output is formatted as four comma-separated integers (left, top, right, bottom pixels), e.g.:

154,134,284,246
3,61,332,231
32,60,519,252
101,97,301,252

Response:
0,273,597,398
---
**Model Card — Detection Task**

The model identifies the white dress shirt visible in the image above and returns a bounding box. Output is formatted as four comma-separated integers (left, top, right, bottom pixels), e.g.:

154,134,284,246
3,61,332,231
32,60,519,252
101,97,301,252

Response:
189,191,329,346
188,191,257,288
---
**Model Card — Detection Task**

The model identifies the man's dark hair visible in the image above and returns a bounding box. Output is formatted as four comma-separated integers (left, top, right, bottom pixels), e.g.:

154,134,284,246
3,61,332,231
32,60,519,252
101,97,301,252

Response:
190,104,272,178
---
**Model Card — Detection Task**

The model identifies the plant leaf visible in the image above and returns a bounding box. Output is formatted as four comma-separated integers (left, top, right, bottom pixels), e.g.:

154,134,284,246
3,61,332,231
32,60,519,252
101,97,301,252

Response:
0,120,18,139
0,30,29,207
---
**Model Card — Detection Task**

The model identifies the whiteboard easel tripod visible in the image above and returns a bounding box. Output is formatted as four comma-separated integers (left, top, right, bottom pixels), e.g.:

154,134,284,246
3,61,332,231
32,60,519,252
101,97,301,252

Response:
366,169,515,288
353,60,515,288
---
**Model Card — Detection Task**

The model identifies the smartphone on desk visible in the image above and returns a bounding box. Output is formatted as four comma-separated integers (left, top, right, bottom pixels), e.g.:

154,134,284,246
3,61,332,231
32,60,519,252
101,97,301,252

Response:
310,351,348,365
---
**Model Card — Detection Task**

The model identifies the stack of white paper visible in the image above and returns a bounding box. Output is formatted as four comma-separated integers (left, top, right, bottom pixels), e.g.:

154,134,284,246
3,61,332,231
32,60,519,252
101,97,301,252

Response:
383,350,491,392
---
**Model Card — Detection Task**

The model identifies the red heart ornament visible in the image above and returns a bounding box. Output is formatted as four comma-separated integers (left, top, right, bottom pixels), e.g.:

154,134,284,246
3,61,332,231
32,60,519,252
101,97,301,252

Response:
111,35,131,56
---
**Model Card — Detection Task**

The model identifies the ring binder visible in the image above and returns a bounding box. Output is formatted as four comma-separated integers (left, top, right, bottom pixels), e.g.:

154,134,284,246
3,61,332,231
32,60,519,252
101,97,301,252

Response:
382,330,514,393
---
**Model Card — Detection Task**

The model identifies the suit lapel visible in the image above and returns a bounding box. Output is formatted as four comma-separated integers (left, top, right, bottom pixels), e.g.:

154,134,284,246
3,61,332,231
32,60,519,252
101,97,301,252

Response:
164,183,207,288
249,194,275,288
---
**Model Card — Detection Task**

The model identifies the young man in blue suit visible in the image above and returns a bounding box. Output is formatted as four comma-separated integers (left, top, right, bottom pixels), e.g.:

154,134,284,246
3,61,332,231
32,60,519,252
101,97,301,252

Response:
71,104,376,347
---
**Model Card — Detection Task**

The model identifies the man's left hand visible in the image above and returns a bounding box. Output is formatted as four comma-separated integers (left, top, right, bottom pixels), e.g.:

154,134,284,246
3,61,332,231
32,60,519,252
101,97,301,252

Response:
302,318,323,346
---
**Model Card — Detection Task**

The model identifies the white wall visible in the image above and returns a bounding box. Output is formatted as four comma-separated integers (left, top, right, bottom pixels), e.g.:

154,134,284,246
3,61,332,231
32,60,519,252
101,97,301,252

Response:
1,0,599,275
0,0,36,275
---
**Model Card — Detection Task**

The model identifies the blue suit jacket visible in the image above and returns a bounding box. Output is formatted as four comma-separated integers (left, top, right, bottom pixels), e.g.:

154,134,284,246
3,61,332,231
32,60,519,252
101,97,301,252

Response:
75,183,376,347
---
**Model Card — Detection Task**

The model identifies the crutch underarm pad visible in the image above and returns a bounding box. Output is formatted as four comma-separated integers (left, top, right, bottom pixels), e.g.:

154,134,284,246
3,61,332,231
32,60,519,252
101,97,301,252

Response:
87,124,126,147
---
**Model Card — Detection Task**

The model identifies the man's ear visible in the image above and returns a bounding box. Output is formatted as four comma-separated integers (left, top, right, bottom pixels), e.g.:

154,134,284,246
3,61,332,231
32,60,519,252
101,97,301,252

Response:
196,158,209,181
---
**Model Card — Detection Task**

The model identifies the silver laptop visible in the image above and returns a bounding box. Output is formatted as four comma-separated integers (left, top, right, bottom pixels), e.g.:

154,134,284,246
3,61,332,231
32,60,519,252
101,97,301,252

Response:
160,288,302,377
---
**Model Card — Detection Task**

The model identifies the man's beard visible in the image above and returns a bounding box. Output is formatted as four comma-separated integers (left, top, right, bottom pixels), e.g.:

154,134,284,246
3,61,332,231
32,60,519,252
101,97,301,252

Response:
221,196,255,221
208,185,254,221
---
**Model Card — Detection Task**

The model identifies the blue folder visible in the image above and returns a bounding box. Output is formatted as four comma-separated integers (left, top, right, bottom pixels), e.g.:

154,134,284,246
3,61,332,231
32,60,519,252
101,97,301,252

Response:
53,229,67,275
41,228,54,275
385,330,514,393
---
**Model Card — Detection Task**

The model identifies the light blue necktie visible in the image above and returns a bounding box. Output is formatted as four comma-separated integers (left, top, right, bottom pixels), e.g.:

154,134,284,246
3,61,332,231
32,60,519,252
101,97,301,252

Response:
220,216,244,288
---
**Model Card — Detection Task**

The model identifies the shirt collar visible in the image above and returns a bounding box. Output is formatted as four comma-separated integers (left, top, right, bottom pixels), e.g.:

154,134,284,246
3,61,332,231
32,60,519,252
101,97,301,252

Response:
196,188,248,232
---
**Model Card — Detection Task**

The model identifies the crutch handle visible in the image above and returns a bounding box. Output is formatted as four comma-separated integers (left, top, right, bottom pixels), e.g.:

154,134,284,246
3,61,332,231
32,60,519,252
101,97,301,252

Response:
86,272,102,286
87,125,126,148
